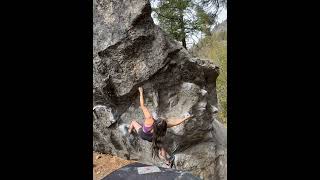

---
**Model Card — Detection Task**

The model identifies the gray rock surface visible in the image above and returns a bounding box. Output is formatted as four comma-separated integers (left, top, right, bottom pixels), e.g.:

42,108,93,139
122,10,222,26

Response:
103,162,201,180
93,0,227,179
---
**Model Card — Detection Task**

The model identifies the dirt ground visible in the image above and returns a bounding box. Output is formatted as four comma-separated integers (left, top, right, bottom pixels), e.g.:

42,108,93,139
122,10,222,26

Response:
93,152,137,180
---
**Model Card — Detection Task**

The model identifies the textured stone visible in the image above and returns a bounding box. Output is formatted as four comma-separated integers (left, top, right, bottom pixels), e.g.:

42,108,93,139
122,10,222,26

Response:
93,0,227,179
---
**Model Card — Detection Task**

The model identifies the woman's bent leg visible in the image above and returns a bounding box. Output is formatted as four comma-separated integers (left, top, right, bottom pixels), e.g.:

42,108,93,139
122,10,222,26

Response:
128,120,142,134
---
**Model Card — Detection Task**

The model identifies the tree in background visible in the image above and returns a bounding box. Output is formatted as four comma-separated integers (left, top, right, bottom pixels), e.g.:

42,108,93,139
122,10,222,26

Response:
152,0,226,49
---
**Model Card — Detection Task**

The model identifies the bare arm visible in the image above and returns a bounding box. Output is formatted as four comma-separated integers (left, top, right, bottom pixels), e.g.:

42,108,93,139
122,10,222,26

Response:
167,114,193,128
139,87,154,125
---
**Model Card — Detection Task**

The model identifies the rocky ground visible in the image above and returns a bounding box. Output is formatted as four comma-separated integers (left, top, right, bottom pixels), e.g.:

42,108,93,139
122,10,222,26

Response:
93,152,136,180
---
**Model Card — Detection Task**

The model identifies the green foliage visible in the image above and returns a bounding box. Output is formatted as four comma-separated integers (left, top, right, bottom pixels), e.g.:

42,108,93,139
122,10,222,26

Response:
154,0,190,43
191,31,227,126
194,5,214,36
152,0,220,48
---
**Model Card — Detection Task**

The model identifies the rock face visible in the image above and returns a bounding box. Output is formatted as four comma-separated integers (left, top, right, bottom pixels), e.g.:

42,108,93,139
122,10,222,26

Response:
93,0,227,179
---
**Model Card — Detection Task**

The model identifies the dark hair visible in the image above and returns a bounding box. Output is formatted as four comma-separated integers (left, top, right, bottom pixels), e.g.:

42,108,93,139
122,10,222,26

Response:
151,118,167,159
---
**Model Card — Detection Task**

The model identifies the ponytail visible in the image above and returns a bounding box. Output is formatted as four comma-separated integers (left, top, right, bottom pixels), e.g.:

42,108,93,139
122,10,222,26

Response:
151,119,167,159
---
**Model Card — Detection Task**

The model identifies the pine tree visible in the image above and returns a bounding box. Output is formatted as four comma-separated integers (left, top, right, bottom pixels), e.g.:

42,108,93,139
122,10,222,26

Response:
152,0,226,49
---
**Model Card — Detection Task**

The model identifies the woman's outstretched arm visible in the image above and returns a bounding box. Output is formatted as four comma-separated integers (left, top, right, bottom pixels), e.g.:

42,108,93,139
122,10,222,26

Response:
166,114,193,128
139,87,154,126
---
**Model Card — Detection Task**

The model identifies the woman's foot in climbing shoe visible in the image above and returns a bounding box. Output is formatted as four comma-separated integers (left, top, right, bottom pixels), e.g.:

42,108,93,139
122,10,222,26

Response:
165,155,175,168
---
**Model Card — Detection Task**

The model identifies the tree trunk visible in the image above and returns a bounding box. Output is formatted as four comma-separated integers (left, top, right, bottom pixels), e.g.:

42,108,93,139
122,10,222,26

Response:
179,9,187,49
182,37,187,49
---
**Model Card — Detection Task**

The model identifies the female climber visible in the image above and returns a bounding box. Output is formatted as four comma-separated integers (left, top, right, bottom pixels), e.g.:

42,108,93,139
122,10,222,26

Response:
128,86,193,167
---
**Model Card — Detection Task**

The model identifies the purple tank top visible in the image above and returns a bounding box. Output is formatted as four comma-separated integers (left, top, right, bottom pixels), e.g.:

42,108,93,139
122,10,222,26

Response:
143,124,153,134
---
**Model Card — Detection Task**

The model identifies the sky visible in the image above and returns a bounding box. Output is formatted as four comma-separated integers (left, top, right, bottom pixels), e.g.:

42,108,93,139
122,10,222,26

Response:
217,7,227,23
